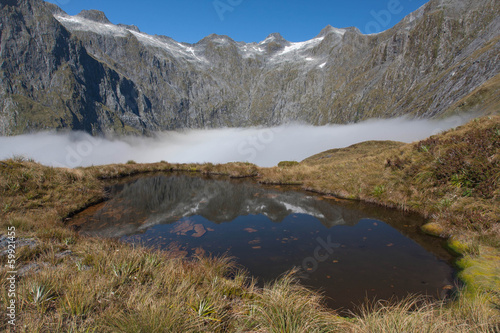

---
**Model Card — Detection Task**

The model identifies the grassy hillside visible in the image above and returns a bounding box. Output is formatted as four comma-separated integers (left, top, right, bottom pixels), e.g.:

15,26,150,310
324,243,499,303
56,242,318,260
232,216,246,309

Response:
0,116,499,332
444,73,500,117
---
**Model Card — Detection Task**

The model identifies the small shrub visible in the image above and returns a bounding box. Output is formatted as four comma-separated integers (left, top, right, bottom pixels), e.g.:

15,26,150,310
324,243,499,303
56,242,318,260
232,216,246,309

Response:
12,155,27,162
27,282,57,313
28,283,56,305
82,254,96,267
190,299,219,321
112,262,139,280
442,198,453,207
3,202,12,213
143,254,162,268
278,161,299,168
385,157,408,170
64,237,76,246
372,185,386,197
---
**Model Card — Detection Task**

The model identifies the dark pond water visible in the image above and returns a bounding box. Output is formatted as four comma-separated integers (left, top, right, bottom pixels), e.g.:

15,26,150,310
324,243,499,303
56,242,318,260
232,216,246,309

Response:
71,173,456,312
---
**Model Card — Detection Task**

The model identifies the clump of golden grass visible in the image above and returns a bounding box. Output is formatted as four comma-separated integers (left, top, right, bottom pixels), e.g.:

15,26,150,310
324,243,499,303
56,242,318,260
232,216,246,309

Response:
346,290,500,333
240,271,346,333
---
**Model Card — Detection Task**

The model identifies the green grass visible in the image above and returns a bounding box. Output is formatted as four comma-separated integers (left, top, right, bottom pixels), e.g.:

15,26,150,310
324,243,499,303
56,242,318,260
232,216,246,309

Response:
278,161,300,168
241,271,344,332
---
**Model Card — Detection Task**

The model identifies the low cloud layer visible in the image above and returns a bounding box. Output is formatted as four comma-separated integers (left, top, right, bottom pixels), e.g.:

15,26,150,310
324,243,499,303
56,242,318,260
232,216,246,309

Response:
0,117,467,168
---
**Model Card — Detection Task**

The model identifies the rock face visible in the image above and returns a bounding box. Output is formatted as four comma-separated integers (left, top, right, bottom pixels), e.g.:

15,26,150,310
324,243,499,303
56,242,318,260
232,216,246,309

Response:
0,0,499,135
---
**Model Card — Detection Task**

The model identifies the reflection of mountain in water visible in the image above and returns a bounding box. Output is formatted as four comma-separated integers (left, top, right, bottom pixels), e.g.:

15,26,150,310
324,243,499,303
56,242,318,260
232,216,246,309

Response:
74,175,364,238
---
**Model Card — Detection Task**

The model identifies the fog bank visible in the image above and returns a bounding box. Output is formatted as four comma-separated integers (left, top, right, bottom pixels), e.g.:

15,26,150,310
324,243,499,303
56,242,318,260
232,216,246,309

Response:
0,117,466,168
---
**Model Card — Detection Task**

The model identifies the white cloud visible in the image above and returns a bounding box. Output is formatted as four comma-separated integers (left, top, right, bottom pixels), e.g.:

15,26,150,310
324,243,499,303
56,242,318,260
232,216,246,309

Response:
0,117,467,168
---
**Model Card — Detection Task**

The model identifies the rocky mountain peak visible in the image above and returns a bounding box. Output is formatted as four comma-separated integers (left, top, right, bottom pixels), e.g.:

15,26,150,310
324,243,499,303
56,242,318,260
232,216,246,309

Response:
76,9,111,24
316,25,347,38
265,32,286,42
43,1,64,15
117,23,140,33
0,0,498,136
258,32,290,53
260,32,289,45
198,33,235,45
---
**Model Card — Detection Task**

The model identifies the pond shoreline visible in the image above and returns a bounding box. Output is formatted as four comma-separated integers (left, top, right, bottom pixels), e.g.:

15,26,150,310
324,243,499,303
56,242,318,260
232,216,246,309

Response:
0,116,498,331
69,172,457,311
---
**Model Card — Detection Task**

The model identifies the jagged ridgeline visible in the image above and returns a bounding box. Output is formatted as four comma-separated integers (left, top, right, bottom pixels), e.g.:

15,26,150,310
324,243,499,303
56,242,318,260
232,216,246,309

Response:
0,0,499,135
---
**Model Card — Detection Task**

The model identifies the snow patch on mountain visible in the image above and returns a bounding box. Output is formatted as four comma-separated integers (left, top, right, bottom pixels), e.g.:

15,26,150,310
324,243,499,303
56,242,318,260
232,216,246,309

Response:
240,44,265,58
278,36,325,56
55,14,129,37
129,31,207,63
259,35,277,44
55,14,208,63
268,36,326,64
331,27,347,36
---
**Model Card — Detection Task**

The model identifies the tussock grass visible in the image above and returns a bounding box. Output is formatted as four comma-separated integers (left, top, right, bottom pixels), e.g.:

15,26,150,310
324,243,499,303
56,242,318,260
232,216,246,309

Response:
348,291,499,333
241,271,346,333
0,116,499,331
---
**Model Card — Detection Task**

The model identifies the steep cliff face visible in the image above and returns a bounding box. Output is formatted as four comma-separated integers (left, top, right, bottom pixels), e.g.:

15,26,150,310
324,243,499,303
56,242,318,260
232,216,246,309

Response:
0,0,153,135
0,0,499,135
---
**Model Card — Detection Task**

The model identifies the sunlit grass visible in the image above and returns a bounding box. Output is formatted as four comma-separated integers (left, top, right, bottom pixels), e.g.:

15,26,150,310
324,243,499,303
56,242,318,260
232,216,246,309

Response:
348,290,500,333
242,271,345,333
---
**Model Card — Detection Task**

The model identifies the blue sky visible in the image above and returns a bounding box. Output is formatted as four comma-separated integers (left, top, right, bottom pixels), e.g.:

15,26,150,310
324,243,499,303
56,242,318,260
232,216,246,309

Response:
46,0,429,43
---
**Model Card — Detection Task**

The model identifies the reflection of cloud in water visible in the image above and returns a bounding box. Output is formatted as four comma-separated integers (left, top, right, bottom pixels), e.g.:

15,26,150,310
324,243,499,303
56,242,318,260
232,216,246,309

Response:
72,175,365,238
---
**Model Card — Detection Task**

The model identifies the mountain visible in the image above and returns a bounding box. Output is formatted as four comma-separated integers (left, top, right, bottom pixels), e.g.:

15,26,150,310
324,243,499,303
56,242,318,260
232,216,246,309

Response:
0,0,499,135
